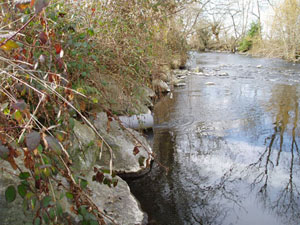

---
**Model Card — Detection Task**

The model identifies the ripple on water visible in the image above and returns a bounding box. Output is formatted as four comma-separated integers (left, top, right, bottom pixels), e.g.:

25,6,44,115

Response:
129,52,300,225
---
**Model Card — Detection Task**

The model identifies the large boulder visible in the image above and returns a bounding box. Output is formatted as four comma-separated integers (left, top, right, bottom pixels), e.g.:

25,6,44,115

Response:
0,160,147,225
69,120,100,173
0,160,34,225
59,173,147,225
94,112,152,177
87,173,147,225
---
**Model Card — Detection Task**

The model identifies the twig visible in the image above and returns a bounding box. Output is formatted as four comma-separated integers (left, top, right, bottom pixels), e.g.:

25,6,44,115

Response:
0,14,36,48
18,94,45,143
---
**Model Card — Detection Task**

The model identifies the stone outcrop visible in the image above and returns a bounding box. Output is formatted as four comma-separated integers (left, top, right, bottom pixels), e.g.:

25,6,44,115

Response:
0,113,151,225
87,173,147,225
93,112,152,176
0,160,33,225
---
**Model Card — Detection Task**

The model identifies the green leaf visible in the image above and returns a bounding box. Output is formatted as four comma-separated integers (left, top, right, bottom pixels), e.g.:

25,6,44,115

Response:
31,197,37,210
25,191,34,200
26,131,41,151
78,206,88,217
3,107,10,115
37,144,43,153
79,33,86,39
80,179,88,189
65,192,73,199
56,202,63,217
69,118,75,129
17,184,27,198
43,212,49,224
0,40,19,51
92,97,98,104
5,185,16,203
87,28,95,36
0,144,9,160
90,220,98,225
14,110,23,122
19,172,30,180
42,195,52,207
34,217,41,225
49,207,56,220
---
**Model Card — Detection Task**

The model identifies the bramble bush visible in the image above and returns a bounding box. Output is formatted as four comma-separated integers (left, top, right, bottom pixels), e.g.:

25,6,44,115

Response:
0,0,189,224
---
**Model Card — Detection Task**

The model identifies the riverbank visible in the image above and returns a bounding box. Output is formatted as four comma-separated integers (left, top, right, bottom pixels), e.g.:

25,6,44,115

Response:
0,1,191,224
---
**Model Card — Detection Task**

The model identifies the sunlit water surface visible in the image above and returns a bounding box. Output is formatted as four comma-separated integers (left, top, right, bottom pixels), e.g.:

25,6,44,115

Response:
129,52,300,225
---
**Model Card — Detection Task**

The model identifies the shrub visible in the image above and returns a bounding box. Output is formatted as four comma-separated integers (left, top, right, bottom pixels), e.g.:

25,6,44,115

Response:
238,22,261,52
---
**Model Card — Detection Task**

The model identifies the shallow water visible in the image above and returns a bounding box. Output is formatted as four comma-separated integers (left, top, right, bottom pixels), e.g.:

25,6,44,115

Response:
129,52,300,225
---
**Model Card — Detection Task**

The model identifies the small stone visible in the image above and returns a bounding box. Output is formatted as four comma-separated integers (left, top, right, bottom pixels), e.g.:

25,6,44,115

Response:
191,67,203,73
174,82,186,87
218,72,229,76
256,65,262,68
205,82,215,85
152,79,170,92
176,75,187,79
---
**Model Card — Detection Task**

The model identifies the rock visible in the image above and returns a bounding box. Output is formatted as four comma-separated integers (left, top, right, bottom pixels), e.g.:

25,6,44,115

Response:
256,65,262,68
218,72,229,76
173,69,188,75
152,79,170,92
70,120,100,173
87,173,147,225
60,173,147,225
174,82,186,87
193,72,204,76
94,112,152,176
170,54,183,69
190,67,204,73
0,161,34,225
160,72,172,82
139,86,155,98
176,75,187,79
205,82,215,85
133,99,152,115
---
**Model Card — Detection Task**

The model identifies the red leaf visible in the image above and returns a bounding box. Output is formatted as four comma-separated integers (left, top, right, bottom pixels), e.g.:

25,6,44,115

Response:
16,3,30,10
54,44,62,54
30,0,35,7
39,32,48,45
133,146,140,156
93,171,104,183
24,150,34,169
56,58,64,69
7,156,18,170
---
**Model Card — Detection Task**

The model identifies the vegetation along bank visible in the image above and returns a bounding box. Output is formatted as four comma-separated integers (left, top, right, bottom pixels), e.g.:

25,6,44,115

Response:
1,0,300,224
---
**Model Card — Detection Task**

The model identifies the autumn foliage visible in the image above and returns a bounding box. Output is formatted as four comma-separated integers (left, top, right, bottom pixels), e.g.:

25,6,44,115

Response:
0,0,188,224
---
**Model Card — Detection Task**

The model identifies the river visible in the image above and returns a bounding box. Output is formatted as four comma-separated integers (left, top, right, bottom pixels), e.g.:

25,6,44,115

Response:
128,52,300,225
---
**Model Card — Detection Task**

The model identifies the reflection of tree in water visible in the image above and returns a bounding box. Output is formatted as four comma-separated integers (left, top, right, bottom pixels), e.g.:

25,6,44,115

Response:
188,169,242,225
174,130,242,225
248,84,300,223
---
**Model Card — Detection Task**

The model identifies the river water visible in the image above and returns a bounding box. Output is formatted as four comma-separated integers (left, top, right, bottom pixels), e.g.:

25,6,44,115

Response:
128,52,300,225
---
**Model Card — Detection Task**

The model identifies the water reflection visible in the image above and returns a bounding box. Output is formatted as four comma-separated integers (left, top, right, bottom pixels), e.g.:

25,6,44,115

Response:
248,84,300,224
129,53,300,225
